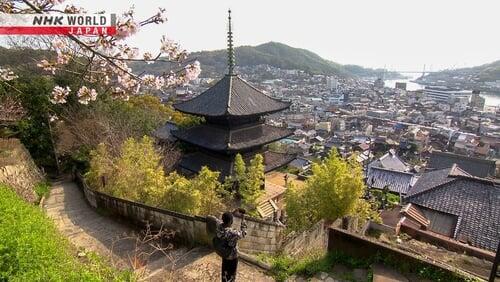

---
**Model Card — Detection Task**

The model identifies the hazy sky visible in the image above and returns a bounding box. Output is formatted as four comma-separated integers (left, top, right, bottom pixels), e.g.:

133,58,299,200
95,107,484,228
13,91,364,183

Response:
20,1,500,70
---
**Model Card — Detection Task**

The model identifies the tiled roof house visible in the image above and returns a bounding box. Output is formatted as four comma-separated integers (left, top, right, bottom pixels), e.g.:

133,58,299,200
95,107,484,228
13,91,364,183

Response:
404,165,500,251
428,151,496,178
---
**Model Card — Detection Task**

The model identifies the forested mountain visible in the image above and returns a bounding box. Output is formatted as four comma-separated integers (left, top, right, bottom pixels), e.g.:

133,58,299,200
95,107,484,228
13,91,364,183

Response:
0,43,403,79
132,42,402,79
417,60,500,83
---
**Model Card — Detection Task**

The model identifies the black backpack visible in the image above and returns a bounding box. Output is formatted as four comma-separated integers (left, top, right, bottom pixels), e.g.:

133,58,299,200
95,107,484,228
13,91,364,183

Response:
213,235,234,259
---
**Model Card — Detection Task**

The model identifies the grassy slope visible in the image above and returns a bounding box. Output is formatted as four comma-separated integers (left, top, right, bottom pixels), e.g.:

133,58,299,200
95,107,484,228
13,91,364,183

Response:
0,184,133,281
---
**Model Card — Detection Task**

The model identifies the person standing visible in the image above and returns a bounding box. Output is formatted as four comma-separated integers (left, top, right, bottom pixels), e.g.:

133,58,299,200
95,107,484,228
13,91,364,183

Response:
213,210,247,282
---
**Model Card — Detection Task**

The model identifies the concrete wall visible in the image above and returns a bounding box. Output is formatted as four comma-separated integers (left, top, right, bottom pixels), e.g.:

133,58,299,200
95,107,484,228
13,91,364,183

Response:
361,221,396,236
0,138,43,202
327,227,475,280
281,220,327,257
400,224,495,261
76,173,286,253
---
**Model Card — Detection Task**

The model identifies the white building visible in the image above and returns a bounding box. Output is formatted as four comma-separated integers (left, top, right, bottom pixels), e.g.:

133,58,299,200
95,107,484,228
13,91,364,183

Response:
423,87,472,104
328,93,345,105
326,76,338,91
315,121,332,132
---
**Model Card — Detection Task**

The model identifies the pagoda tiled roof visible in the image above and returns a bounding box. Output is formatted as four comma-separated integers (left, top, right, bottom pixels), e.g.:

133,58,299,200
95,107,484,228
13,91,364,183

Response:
173,75,290,117
172,123,293,152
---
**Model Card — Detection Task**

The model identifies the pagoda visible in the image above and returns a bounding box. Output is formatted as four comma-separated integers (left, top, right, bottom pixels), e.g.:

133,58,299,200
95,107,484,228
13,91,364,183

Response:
172,10,295,179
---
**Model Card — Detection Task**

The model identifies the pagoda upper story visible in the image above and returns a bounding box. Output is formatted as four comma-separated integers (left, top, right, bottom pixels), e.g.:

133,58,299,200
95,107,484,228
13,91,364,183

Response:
171,10,295,179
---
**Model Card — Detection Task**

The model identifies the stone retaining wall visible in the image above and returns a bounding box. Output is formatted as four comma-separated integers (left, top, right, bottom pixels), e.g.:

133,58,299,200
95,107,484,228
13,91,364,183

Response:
0,138,43,202
327,227,478,280
281,220,327,257
234,215,285,254
75,173,285,253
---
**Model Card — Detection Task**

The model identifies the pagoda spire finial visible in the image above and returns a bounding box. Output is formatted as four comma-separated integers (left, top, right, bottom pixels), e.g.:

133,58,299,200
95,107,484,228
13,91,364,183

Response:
227,9,235,75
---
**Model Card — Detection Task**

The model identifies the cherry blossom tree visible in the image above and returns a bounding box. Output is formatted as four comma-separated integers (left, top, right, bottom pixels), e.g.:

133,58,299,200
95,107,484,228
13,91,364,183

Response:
1,0,201,104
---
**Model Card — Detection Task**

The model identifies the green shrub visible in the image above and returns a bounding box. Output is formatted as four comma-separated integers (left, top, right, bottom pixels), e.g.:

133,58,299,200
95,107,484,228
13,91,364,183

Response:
267,251,478,282
86,137,227,216
266,251,338,281
0,184,134,281
34,181,50,202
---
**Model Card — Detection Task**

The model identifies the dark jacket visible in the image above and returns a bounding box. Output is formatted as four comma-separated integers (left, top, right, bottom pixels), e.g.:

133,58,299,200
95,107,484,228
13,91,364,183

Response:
215,218,247,260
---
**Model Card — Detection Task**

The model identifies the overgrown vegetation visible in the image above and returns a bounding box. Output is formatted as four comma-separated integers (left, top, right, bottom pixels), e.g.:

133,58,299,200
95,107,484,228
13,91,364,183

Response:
86,136,227,216
285,149,379,232
0,184,134,281
34,181,50,203
85,137,267,216
263,251,480,282
371,189,400,209
1,66,199,174
55,94,200,170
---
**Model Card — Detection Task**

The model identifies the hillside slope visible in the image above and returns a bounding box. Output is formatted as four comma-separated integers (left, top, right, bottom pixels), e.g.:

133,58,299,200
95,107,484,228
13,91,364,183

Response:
417,60,500,83
132,42,400,79
0,43,402,79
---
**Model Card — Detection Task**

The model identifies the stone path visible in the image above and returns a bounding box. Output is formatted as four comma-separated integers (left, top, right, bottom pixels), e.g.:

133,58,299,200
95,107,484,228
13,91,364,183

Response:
372,263,409,282
44,181,273,281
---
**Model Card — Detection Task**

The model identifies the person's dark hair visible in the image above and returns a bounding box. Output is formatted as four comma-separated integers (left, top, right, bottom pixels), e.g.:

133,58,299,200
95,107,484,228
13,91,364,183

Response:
222,212,233,227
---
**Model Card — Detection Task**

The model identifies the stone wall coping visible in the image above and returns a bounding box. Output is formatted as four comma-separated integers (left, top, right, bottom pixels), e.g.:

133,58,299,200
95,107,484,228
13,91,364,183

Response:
234,213,285,227
75,172,206,223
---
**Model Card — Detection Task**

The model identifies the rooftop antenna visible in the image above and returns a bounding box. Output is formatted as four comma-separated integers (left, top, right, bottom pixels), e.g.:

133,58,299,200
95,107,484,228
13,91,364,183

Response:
227,9,235,75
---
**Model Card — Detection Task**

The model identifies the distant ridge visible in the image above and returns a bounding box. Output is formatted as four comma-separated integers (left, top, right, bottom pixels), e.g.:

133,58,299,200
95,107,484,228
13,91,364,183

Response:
417,60,500,83
132,42,402,79
0,43,401,79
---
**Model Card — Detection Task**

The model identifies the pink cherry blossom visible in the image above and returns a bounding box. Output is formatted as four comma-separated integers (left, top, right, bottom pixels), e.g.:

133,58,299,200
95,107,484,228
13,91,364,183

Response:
143,52,154,63
50,86,71,104
152,8,167,24
77,86,98,105
56,52,71,65
160,36,187,61
141,74,156,86
63,4,85,14
154,76,165,90
46,0,66,5
184,61,201,81
52,38,65,51
0,68,17,81
37,60,57,74
111,87,129,101
0,2,13,13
